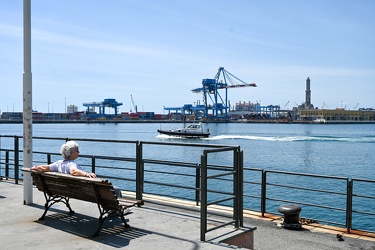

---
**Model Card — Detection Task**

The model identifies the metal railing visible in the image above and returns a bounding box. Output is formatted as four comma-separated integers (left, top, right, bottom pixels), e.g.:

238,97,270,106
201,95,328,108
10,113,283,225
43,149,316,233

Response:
200,146,243,241
0,135,374,235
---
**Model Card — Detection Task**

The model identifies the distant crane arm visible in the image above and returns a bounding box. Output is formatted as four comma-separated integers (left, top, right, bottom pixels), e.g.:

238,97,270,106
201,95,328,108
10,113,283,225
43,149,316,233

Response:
191,67,257,93
221,68,257,88
131,95,138,112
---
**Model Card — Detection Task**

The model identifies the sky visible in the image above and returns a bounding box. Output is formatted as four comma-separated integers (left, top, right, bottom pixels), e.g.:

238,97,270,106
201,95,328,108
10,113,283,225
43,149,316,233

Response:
1,0,374,114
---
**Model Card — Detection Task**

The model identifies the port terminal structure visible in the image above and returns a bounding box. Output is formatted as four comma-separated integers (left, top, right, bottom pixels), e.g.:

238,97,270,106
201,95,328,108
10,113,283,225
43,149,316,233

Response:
83,98,123,119
164,67,258,121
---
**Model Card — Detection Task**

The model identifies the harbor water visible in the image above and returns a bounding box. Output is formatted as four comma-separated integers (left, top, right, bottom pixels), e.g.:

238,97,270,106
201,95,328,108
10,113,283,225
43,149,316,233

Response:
1,122,375,230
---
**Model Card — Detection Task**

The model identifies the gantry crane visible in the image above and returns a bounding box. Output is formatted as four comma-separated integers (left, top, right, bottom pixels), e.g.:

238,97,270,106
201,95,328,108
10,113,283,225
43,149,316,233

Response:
83,98,123,118
191,67,257,120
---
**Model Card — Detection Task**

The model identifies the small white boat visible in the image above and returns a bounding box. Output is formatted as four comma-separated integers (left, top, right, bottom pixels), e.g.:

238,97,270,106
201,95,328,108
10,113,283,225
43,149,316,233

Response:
157,122,210,138
313,118,326,124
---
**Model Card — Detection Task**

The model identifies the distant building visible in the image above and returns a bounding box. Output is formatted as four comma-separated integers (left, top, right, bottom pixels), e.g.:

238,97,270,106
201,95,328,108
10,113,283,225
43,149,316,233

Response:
299,108,375,122
67,105,78,113
234,101,258,112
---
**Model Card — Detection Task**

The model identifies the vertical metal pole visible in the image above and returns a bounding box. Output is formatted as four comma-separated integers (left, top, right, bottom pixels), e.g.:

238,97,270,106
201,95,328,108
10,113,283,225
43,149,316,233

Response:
200,153,207,242
47,153,51,164
195,164,200,206
91,156,96,173
5,151,9,179
233,149,239,228
261,170,267,217
14,137,19,184
239,150,244,227
23,0,33,204
346,179,353,233
136,141,143,201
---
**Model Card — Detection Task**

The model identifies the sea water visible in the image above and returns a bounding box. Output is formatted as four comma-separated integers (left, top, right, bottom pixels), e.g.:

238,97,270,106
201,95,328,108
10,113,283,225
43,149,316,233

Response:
3,122,374,177
1,122,374,230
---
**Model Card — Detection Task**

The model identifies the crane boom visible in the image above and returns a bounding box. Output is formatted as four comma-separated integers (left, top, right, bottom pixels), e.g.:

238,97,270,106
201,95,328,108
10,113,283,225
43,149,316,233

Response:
191,67,257,93
130,95,138,112
190,67,257,120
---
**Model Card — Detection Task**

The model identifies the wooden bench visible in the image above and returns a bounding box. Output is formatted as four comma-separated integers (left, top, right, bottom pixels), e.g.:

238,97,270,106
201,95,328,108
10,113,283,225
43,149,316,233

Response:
22,168,143,236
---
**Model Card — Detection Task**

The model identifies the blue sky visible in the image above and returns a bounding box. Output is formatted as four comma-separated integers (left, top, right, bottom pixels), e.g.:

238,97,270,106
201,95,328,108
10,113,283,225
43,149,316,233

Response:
1,0,374,114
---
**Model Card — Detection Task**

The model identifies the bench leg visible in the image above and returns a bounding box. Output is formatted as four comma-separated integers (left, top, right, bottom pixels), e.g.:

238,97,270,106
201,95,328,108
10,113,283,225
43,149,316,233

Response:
93,204,109,236
120,209,130,229
39,194,75,221
93,206,130,236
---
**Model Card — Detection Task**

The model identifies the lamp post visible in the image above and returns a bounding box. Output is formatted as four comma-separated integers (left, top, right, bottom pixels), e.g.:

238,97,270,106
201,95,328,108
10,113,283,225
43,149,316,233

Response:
23,0,33,204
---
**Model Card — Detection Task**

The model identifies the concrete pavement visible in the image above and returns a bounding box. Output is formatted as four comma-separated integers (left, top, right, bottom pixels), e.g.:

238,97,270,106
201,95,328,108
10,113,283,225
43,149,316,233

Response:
0,179,374,249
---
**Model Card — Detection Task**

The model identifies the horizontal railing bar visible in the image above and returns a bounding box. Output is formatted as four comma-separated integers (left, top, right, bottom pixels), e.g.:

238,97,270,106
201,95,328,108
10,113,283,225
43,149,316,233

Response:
33,151,137,162
206,220,236,233
207,164,236,170
266,182,347,196
207,189,233,196
352,210,375,216
352,178,375,184
207,196,235,206
243,167,264,172
265,169,349,181
352,194,375,199
266,197,346,212
204,147,238,154
32,136,138,144
144,180,199,191
243,181,262,185
144,169,196,178
208,171,235,179
243,194,261,199
143,159,199,168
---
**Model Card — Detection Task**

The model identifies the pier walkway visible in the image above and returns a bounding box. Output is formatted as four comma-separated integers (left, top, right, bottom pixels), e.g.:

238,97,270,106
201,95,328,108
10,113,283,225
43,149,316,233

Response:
0,179,374,250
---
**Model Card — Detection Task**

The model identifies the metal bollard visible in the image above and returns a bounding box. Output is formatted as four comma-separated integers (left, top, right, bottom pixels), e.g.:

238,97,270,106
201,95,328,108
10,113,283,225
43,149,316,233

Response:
278,204,302,229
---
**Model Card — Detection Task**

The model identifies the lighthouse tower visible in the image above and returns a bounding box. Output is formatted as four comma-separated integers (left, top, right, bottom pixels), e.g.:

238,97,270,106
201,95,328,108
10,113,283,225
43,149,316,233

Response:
304,77,313,109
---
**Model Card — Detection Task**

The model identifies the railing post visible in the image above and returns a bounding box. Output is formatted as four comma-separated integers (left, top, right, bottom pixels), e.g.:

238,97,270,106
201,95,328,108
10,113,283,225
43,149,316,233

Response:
47,153,51,164
346,178,353,233
195,164,200,206
91,156,96,173
200,152,208,242
261,170,267,217
136,141,143,201
5,150,9,179
239,149,244,227
233,148,239,228
14,136,19,184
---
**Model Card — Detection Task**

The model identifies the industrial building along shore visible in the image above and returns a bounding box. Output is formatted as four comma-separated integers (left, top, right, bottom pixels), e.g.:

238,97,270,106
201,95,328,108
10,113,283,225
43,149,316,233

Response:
1,75,374,124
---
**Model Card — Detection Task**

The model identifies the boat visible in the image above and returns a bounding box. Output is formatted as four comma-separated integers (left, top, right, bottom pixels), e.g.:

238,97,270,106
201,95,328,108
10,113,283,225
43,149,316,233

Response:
157,122,210,138
312,118,326,124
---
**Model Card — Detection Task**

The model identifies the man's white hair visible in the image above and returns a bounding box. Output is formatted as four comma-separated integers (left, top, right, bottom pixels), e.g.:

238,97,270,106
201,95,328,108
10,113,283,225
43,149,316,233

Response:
60,141,79,160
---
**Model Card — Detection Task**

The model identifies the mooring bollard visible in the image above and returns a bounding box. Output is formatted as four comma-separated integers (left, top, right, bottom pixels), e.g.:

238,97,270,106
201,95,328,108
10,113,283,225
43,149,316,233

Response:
278,204,302,229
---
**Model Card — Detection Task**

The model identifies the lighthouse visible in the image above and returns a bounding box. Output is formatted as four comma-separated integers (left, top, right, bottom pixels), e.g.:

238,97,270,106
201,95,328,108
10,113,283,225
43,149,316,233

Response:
305,77,312,108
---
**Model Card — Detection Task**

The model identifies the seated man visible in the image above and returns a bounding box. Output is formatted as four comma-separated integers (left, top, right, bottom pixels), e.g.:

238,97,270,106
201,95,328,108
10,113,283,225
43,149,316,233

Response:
31,140,96,178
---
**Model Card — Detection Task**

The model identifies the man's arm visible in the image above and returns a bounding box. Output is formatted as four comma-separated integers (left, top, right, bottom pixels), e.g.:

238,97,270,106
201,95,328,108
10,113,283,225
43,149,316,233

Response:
70,167,96,178
31,165,51,172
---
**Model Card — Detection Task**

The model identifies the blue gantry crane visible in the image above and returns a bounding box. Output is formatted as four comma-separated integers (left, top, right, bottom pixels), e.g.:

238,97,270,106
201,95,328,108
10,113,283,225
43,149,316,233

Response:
191,67,257,120
83,98,123,118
